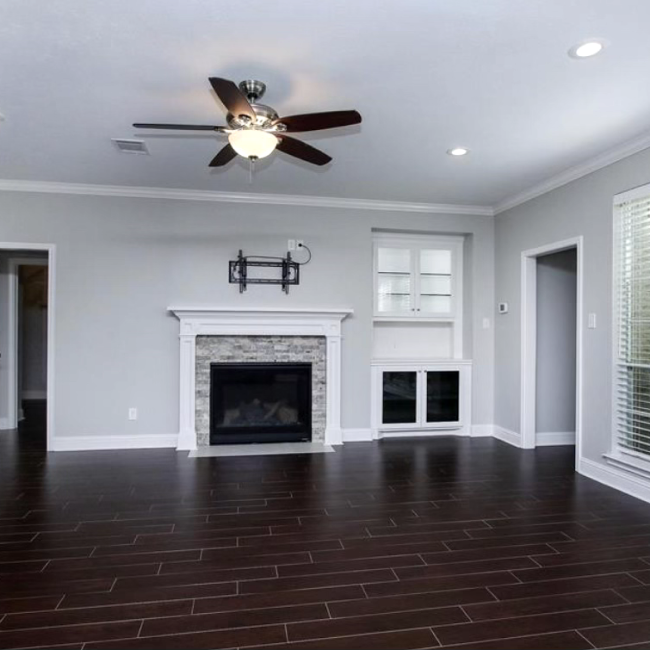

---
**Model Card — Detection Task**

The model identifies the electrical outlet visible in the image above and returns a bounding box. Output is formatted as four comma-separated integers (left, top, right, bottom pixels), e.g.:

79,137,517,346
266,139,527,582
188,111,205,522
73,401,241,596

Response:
128,408,137,421
588,313,597,329
297,239,304,249
287,239,296,251
482,317,490,329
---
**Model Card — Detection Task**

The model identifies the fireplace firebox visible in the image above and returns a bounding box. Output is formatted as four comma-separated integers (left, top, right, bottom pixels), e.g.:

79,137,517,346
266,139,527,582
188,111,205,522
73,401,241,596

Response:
210,363,312,444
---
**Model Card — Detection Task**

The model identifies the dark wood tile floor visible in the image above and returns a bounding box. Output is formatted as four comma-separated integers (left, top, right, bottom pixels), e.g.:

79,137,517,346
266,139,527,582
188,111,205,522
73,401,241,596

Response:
3,408,650,648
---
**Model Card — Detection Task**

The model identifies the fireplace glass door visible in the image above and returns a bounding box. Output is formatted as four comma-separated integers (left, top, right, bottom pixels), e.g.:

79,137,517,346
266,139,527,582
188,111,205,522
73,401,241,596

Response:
210,363,312,444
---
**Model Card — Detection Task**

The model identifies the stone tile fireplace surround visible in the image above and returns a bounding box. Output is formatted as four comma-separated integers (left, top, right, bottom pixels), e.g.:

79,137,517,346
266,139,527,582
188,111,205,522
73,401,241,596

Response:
169,308,353,450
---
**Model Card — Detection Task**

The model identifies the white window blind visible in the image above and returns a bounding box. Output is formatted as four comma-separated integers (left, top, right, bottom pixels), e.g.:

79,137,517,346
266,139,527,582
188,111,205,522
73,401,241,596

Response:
615,193,650,457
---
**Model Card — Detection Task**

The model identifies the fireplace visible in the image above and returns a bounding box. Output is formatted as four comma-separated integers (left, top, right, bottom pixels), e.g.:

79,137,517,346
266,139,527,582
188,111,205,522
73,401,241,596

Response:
210,362,312,444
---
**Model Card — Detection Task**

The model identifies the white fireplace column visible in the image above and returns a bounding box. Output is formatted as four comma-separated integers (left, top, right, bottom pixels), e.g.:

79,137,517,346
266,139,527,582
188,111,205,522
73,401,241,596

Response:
169,307,353,451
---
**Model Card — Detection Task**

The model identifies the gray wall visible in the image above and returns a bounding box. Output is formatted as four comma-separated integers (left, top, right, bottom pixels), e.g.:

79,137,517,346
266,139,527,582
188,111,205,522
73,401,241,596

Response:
0,191,494,440
535,249,576,435
495,146,650,463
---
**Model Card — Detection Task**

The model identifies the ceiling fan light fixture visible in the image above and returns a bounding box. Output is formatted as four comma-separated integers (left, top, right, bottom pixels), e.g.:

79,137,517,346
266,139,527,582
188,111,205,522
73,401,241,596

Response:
228,128,278,160
447,147,469,157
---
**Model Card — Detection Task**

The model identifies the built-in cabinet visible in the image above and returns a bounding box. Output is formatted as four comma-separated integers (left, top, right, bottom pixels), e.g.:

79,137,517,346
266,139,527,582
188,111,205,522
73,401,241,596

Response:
374,235,462,320
371,360,472,436
371,233,471,438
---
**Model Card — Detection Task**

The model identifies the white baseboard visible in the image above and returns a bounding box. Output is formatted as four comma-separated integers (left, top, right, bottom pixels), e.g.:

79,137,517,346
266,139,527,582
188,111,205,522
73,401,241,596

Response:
493,426,522,447
579,457,650,505
51,434,178,452
342,428,373,442
471,424,494,437
536,431,575,446
22,390,46,400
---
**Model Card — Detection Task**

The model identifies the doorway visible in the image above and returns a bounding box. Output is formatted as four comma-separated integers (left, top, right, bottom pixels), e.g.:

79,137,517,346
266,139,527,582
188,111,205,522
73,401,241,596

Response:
520,237,583,467
0,244,56,449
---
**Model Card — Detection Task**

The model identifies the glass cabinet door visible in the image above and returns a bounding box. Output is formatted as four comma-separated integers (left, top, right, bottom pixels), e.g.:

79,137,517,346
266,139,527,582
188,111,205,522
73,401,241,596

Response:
425,371,460,423
419,248,453,315
376,247,413,315
382,371,418,425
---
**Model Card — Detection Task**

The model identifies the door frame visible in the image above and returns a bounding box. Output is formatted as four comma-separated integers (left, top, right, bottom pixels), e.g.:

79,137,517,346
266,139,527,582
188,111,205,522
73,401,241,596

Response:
1,243,56,450
520,236,583,466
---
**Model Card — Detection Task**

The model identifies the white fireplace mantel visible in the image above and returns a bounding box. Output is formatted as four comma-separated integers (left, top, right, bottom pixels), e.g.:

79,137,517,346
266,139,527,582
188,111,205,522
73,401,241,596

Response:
169,306,353,450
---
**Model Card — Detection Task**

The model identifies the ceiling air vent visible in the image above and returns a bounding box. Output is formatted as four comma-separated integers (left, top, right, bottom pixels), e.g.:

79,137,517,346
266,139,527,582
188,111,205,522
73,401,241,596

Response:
112,138,149,155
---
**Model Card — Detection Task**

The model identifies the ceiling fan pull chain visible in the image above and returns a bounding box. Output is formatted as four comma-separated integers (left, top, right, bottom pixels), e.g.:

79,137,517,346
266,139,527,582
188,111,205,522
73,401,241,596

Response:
249,158,254,184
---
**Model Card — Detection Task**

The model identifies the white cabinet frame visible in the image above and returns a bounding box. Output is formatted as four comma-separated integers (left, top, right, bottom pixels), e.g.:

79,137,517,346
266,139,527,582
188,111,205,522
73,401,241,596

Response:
373,234,464,322
371,360,472,438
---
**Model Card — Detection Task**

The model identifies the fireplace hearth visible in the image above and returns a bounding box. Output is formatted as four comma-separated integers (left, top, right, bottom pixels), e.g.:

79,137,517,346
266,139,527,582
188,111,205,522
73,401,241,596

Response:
210,362,312,444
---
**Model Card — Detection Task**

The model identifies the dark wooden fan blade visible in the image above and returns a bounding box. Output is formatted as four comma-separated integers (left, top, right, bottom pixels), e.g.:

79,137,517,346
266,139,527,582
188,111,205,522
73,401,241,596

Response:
209,78,256,120
209,143,237,167
276,135,331,166
133,123,225,131
276,110,361,132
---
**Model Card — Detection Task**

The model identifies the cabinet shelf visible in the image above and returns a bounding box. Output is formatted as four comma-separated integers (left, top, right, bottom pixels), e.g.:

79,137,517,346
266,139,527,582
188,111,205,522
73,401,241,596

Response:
378,271,451,277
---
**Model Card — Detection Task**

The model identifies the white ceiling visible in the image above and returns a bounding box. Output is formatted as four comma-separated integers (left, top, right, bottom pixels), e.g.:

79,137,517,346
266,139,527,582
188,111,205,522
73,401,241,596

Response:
1,0,650,208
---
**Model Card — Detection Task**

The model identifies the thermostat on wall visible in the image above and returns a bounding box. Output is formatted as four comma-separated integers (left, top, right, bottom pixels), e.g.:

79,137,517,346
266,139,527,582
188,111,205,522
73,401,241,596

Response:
498,302,509,314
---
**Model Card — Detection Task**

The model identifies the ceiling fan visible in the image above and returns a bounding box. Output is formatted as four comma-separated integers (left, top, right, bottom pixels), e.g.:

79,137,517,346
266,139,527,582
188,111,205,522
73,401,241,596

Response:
134,77,362,167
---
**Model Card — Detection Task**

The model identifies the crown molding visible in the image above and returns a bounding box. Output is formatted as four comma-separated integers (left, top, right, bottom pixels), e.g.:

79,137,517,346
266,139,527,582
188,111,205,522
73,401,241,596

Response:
0,179,494,216
494,129,650,215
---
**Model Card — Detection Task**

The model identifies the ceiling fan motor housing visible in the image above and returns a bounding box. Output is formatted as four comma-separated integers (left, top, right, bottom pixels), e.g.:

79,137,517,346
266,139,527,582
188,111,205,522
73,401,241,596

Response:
239,79,266,102
227,103,280,130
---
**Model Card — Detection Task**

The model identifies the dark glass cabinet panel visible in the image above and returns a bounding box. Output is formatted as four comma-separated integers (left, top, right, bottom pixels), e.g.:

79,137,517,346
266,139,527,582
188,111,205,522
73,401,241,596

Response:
426,371,459,422
382,371,418,424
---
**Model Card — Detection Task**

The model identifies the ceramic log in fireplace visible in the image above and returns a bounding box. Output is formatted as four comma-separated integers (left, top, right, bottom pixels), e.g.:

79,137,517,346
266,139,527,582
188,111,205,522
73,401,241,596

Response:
210,363,312,444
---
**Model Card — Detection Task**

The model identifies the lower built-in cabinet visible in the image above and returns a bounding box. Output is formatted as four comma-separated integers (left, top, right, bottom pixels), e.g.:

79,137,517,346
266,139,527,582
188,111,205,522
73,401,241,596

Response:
371,360,472,437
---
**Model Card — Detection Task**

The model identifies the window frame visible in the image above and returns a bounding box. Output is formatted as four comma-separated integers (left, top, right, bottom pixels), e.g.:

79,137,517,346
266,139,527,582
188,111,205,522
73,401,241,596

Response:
611,182,650,468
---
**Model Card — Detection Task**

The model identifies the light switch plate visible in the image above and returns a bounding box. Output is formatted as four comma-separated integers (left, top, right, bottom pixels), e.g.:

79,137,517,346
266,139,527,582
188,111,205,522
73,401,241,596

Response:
588,313,597,329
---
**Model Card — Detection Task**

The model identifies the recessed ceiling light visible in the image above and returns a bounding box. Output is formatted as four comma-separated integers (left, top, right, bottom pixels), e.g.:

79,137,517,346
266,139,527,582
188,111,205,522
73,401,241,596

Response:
568,39,606,59
447,147,469,157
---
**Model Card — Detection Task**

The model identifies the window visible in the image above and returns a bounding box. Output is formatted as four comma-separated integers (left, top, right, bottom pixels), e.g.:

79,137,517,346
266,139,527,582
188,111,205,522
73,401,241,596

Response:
614,189,650,458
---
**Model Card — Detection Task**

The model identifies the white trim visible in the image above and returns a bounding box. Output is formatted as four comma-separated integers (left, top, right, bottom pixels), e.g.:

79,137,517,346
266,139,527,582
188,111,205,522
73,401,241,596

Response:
51,434,178,452
614,180,650,205
0,180,494,217
378,429,465,439
7,256,48,430
0,243,55,450
471,424,494,437
493,426,522,447
536,431,576,446
520,237,583,466
371,358,473,366
342,428,373,442
0,418,9,430
169,307,353,450
579,457,650,505
495,130,650,214
603,452,650,480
